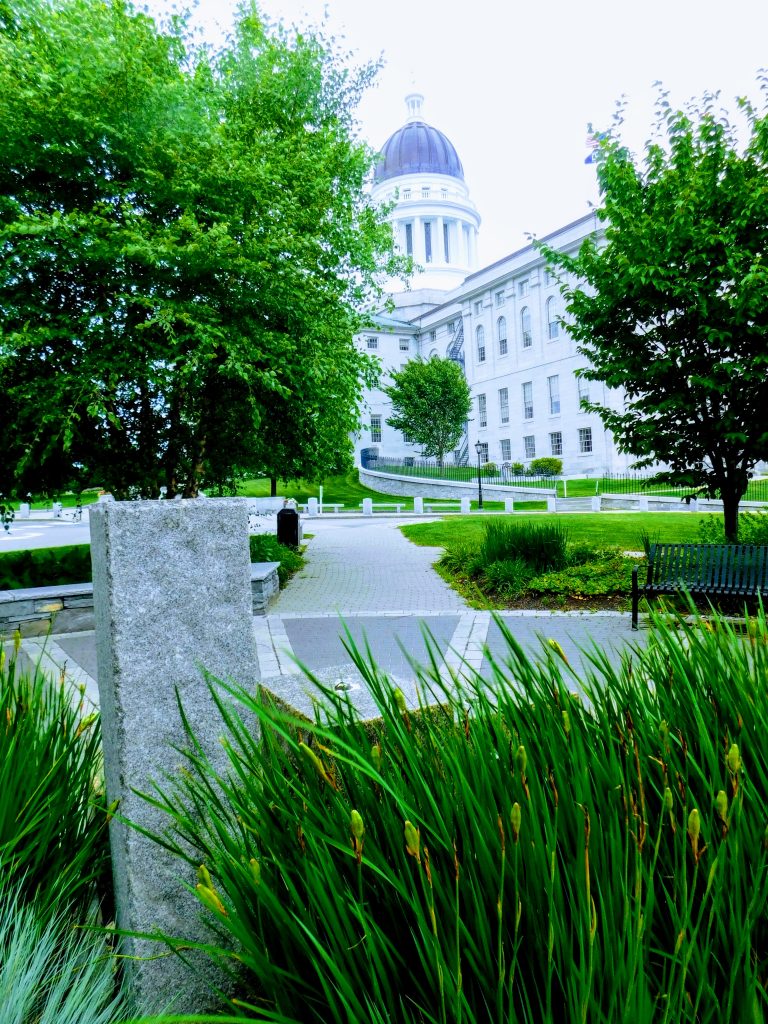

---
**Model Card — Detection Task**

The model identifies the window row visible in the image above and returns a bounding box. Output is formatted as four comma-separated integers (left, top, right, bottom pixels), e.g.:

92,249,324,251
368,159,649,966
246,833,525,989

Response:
476,375,590,424
496,427,593,462
475,301,559,362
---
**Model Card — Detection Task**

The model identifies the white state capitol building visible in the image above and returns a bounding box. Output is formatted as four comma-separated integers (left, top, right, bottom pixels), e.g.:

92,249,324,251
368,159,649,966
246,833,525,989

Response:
354,94,635,476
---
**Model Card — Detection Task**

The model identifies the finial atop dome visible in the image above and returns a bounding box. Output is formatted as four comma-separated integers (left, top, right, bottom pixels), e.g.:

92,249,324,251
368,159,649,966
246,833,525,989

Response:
405,92,425,123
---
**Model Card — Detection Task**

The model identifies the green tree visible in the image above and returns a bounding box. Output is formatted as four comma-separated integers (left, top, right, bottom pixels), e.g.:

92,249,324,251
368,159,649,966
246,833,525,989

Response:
0,0,400,499
384,357,471,467
539,89,768,541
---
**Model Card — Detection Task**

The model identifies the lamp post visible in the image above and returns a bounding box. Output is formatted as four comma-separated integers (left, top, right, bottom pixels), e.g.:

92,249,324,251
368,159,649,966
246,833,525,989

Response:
474,440,484,510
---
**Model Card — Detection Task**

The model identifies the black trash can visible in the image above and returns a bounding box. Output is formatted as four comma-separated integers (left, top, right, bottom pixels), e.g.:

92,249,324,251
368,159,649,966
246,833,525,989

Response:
276,506,300,547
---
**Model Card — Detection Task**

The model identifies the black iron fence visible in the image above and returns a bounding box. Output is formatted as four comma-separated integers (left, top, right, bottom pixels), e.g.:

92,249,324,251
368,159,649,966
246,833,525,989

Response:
598,474,768,503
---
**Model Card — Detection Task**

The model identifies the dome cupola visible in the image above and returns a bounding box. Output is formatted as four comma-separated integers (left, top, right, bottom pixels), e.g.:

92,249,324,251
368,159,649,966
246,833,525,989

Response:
374,93,464,183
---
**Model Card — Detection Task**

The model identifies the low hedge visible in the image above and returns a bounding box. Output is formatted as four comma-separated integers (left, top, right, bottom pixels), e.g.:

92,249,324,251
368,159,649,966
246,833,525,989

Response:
0,545,92,590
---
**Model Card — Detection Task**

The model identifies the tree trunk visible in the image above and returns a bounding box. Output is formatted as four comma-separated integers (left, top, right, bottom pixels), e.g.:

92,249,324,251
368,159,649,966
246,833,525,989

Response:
270,477,277,497
721,489,740,543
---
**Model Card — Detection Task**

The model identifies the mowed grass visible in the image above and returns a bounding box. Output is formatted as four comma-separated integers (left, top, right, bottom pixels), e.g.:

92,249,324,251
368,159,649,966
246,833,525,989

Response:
401,511,712,551
237,471,385,507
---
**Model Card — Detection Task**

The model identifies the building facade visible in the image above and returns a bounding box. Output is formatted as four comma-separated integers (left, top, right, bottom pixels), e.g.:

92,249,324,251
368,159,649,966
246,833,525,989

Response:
355,95,636,477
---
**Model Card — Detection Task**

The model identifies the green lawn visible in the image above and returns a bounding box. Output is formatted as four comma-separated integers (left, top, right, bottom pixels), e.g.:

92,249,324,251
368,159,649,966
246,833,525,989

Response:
401,511,713,551
237,472,385,507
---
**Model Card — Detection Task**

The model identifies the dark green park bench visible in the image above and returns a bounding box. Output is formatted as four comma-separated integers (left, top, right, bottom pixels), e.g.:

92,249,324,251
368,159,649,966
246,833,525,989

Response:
631,543,768,629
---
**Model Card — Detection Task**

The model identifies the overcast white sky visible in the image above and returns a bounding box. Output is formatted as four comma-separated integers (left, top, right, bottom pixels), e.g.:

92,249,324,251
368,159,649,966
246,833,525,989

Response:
151,0,768,266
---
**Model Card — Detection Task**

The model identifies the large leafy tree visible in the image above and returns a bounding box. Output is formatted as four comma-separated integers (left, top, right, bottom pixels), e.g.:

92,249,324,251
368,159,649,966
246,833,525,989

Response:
0,0,400,498
384,357,471,467
539,89,768,541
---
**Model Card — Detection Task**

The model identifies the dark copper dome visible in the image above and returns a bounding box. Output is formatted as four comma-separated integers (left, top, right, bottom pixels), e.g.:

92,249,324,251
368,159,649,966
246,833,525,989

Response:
374,96,464,184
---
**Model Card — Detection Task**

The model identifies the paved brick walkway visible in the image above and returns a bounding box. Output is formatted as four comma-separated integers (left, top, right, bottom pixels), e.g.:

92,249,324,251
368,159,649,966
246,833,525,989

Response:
28,515,648,718
272,518,466,615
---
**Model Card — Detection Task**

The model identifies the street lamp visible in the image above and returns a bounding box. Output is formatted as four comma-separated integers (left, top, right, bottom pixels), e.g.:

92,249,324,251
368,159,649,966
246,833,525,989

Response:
474,440,484,510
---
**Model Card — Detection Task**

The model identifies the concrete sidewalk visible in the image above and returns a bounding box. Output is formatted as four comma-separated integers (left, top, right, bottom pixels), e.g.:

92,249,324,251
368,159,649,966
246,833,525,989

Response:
17,515,647,718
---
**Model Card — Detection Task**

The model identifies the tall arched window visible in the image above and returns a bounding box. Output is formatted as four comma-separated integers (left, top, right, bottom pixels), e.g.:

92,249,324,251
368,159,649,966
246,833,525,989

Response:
521,307,532,348
547,297,559,339
497,316,508,356
476,325,486,363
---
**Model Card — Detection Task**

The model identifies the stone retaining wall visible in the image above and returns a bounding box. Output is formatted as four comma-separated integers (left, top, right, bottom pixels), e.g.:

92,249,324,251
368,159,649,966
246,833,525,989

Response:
0,562,280,636
359,467,554,502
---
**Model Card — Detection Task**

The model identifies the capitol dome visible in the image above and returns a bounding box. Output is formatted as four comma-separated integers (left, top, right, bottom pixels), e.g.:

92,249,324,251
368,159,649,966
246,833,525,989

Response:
374,98,465,183
371,93,480,292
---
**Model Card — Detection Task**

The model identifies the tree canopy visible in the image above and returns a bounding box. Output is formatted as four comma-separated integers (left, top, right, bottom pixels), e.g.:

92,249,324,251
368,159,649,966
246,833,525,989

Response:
384,357,471,467
539,88,768,540
0,0,402,498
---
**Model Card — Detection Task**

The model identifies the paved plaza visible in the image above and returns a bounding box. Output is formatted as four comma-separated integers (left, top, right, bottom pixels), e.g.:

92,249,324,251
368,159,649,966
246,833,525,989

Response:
13,513,649,716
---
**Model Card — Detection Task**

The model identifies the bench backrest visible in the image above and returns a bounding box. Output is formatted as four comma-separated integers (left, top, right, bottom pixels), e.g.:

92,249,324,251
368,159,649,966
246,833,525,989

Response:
647,543,768,591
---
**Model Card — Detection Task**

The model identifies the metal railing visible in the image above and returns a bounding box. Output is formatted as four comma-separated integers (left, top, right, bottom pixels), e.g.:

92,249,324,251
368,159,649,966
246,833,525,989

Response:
360,454,557,489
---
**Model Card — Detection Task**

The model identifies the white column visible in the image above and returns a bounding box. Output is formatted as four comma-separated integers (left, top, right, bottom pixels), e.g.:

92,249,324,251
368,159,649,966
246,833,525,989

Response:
437,216,445,264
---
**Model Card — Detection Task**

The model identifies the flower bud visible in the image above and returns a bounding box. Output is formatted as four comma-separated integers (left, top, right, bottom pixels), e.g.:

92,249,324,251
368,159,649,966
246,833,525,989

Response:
727,744,742,775
351,809,364,841
197,864,213,889
510,801,522,843
371,743,382,773
394,689,407,714
249,858,261,886
663,787,674,813
404,820,420,861
516,745,527,777
715,790,728,823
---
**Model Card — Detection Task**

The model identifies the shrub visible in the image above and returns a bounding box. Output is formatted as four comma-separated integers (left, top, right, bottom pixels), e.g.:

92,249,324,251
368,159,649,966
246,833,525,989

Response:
510,461,525,476
529,456,562,477
481,461,497,477
528,552,637,596
482,557,532,598
151,606,768,1023
478,518,569,572
698,511,768,545
249,534,304,587
0,544,91,589
0,878,124,1024
438,542,483,578
0,649,109,918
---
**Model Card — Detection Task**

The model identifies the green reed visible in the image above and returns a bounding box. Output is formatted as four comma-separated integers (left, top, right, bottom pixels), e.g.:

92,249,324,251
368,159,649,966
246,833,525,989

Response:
146,604,768,1023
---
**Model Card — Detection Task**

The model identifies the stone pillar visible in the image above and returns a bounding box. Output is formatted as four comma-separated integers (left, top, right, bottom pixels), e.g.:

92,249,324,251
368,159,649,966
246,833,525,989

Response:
591,496,602,512
504,497,514,513
18,503,30,519
414,497,424,514
362,498,373,517
52,502,63,518
460,496,470,514
89,499,258,1016
547,494,557,513
307,497,319,517
638,496,649,512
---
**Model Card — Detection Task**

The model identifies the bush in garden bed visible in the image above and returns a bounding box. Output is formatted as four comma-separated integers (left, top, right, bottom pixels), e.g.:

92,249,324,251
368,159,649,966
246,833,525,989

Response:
149,606,768,1023
248,534,304,587
0,544,92,589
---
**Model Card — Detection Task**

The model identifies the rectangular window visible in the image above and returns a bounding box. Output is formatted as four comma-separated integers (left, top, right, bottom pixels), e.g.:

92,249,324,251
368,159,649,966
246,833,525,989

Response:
518,279,529,297
474,299,483,315
448,320,456,333
499,335,508,356
366,337,378,350
429,329,437,342
424,221,433,263
403,430,413,444
477,442,489,463
544,267,555,286
405,222,413,256
499,387,509,424
547,374,560,415
402,188,411,200
399,337,410,351
549,431,563,456
443,222,450,263
422,186,430,199
495,289,505,307
522,381,533,420
370,415,382,443
578,427,593,453
577,375,590,404
500,438,511,462
523,435,536,459
478,393,487,428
